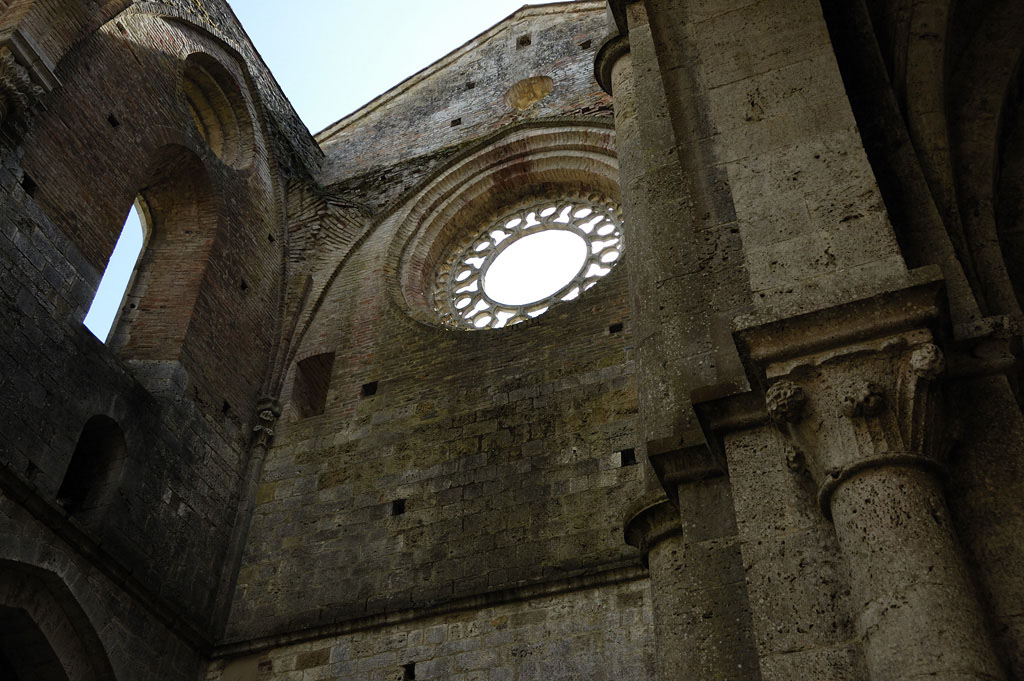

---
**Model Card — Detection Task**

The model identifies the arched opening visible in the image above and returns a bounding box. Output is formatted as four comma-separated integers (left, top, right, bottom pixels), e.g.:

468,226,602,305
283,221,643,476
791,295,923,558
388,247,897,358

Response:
291,351,335,419
183,52,255,169
0,562,116,681
57,415,126,518
83,200,148,342
107,144,218,360
0,606,69,681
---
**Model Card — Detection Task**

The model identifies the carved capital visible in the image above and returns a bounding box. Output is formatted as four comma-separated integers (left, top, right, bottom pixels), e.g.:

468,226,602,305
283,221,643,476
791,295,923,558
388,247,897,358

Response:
736,275,951,515
910,343,945,380
766,380,807,424
251,396,282,449
841,382,886,417
0,46,42,127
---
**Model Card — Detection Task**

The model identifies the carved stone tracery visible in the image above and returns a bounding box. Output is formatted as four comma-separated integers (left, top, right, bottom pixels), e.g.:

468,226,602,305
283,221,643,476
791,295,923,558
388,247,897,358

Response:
0,46,42,129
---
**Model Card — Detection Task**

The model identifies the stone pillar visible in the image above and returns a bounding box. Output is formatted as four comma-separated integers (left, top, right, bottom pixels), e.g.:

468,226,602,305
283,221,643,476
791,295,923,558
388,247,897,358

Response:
625,494,684,681
212,396,281,630
740,276,1005,681
596,1,715,455
600,5,762,679
628,487,760,681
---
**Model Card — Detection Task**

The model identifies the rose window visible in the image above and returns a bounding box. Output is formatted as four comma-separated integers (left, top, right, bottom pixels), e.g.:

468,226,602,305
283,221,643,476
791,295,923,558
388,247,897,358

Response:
435,198,623,329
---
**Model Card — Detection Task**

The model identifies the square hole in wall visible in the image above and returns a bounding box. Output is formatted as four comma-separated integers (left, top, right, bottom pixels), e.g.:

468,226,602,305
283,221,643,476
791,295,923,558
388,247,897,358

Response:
107,113,120,128
392,499,406,516
579,39,592,50
517,34,532,48
361,381,378,397
293,352,335,418
20,173,37,197
450,117,462,127
403,662,416,680
465,81,476,90
608,322,624,334
619,448,637,467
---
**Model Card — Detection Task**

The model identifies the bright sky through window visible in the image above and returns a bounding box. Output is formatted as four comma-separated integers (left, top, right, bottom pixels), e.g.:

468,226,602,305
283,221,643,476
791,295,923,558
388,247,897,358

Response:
484,230,588,305
84,206,143,341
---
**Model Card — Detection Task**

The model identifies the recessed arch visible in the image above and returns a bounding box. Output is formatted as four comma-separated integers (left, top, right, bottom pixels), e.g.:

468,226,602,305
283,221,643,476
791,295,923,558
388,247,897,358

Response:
57,415,127,521
107,144,219,360
182,52,255,169
0,561,116,681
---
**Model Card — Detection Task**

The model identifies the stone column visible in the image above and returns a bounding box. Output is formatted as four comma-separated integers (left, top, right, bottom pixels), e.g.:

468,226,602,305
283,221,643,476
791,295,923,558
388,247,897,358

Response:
739,277,1005,681
212,396,281,630
626,464,761,681
596,0,715,456
600,5,762,679
625,494,684,681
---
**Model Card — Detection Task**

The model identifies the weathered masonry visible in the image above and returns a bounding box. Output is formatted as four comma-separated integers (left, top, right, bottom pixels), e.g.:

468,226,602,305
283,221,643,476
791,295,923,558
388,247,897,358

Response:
1,0,1023,679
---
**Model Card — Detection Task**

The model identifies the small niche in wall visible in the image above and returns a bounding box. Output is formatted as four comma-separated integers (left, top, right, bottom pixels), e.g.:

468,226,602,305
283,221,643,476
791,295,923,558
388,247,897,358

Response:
361,381,378,398
619,448,637,467
403,662,416,680
293,352,335,418
392,499,406,516
517,34,532,48
608,322,624,334
58,416,127,519
20,173,37,197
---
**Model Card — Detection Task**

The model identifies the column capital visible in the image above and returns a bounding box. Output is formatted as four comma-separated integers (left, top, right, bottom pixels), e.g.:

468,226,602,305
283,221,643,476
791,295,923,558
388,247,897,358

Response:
594,33,630,95
734,272,952,515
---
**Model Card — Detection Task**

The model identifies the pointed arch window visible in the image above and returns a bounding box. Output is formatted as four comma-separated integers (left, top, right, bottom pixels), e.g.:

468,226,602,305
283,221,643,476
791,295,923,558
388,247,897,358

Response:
83,200,148,342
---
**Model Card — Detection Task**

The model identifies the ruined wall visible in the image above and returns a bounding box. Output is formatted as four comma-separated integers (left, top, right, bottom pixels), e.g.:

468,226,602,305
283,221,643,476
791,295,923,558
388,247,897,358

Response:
218,5,656,674
211,579,654,681
0,0,314,675
317,2,611,185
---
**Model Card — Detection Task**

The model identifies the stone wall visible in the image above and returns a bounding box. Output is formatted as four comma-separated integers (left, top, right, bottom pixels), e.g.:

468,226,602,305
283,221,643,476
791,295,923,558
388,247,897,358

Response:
210,578,654,681
0,0,310,673
221,5,651,672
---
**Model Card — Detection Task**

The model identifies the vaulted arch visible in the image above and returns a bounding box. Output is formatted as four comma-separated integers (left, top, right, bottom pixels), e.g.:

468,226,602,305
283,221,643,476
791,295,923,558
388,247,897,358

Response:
0,561,116,681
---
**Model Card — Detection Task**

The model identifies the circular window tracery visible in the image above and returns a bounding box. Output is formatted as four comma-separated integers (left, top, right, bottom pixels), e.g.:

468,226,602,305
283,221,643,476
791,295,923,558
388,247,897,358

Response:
435,197,623,330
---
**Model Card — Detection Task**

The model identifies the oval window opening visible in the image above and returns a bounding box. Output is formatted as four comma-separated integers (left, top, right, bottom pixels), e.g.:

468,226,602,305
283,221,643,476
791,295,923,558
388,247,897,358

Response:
483,229,587,305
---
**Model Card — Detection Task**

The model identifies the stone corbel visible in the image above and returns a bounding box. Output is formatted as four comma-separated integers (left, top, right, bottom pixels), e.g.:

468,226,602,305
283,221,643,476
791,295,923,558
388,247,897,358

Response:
623,492,680,563
0,46,42,128
3,26,59,92
251,396,282,450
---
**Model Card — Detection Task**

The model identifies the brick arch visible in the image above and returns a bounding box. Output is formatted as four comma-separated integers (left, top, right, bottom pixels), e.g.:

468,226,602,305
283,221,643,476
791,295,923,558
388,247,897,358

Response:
388,121,619,329
0,561,117,681
278,120,618,386
0,0,129,88
107,143,220,361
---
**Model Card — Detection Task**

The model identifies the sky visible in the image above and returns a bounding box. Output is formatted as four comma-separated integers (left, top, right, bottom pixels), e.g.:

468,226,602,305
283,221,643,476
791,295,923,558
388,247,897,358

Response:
228,0,570,134
85,0,577,340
